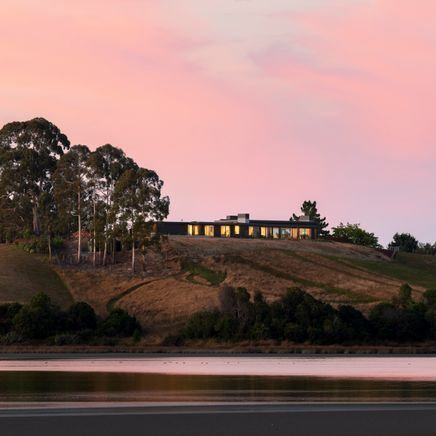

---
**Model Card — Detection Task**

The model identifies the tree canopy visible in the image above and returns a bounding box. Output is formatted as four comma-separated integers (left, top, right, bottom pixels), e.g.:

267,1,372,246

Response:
0,292,139,344
0,118,170,267
0,118,70,235
332,223,379,248
180,283,436,345
389,233,419,253
291,200,329,236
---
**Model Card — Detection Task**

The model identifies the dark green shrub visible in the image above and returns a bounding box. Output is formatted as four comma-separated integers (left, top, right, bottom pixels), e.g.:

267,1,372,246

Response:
53,333,79,345
393,283,413,308
161,334,184,346
182,310,220,339
51,236,64,250
215,315,238,341
253,291,271,326
249,322,269,340
369,302,426,342
423,289,436,308
13,293,60,339
219,285,237,315
132,328,141,343
0,331,23,345
67,302,97,331
425,309,436,339
99,308,139,337
0,303,22,334
284,322,306,342
337,305,371,341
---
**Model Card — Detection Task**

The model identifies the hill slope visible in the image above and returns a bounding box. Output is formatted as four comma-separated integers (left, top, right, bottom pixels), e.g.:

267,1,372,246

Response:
55,237,436,340
3,238,436,341
0,245,72,308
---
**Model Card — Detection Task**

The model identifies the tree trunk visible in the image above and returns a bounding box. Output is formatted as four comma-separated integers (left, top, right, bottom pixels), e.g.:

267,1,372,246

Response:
32,205,40,235
141,250,147,272
93,234,96,267
48,233,52,262
131,235,135,272
103,240,107,266
77,190,81,264
103,185,109,267
93,198,96,268
112,238,115,264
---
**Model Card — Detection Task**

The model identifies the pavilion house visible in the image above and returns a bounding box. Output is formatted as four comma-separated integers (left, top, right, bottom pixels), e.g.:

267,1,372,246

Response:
156,213,319,240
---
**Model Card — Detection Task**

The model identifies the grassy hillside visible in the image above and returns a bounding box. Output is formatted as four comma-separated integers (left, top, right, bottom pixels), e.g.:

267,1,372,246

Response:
3,237,436,341
55,237,436,340
0,245,72,308
341,253,436,290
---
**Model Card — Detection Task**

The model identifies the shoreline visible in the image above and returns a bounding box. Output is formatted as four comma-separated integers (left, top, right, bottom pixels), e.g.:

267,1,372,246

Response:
2,355,436,380
2,343,436,355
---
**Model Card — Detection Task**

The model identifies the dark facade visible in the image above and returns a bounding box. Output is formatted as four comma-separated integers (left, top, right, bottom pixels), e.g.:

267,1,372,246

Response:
156,213,319,240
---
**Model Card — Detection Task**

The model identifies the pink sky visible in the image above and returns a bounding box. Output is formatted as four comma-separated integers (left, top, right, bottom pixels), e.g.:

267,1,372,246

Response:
1,0,436,245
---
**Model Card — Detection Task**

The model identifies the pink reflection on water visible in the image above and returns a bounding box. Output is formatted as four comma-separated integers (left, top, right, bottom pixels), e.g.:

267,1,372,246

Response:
1,357,436,381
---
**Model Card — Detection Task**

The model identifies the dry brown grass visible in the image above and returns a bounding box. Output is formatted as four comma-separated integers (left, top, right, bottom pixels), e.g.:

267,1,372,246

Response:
63,237,408,337
56,268,145,316
117,276,219,339
168,236,387,260
4,236,433,341
0,245,72,308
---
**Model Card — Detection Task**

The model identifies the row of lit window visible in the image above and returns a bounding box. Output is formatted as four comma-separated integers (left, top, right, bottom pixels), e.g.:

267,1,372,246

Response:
259,227,311,239
188,224,311,238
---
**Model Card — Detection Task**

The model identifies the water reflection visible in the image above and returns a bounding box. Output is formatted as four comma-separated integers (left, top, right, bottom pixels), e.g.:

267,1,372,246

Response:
1,372,436,403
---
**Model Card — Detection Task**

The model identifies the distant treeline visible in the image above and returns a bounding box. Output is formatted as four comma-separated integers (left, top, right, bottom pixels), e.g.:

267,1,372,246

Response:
0,118,169,269
0,293,140,345
176,284,436,345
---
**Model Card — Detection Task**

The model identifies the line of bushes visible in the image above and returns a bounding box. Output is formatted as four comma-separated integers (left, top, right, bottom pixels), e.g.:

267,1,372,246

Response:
177,284,436,345
0,293,141,345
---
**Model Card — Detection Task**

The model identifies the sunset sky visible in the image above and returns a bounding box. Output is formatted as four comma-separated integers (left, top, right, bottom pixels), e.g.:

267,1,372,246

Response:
1,0,436,245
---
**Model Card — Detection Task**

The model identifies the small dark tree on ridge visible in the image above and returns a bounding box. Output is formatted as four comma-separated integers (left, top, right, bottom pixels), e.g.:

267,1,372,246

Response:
291,200,329,236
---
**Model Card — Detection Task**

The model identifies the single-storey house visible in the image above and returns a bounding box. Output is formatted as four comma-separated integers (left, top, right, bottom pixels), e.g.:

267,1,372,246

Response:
156,213,319,240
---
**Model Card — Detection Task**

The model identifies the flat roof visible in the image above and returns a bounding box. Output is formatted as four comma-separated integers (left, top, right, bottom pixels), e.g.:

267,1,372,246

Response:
159,220,318,228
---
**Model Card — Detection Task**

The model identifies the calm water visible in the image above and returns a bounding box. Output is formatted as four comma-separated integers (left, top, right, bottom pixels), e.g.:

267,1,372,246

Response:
1,356,436,404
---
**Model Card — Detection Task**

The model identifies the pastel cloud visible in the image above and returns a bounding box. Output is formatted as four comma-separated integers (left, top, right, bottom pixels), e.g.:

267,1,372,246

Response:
1,0,435,244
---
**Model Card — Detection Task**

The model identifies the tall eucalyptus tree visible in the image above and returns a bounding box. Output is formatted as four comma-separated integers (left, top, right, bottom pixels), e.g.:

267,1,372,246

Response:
0,118,70,235
88,144,137,265
112,168,169,271
53,145,91,262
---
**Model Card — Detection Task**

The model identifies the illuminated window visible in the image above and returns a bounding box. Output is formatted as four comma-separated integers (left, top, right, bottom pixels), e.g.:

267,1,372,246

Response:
205,225,214,237
234,225,240,236
188,224,193,236
300,228,311,239
291,228,298,239
260,227,272,238
281,228,291,239
273,228,280,239
248,226,254,237
220,225,231,237
193,225,201,236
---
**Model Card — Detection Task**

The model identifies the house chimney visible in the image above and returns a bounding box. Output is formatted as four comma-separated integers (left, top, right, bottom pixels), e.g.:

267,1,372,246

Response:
237,213,250,224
